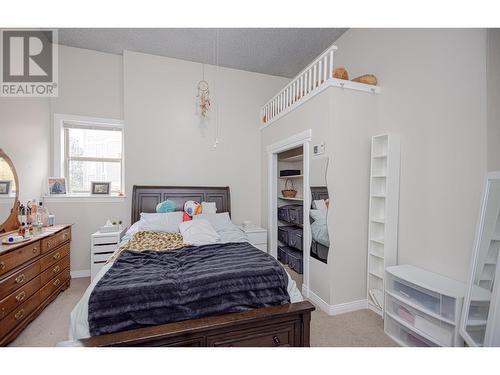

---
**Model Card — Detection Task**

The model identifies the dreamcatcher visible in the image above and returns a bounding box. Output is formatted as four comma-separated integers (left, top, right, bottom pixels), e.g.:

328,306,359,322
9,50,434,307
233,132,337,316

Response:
196,66,211,118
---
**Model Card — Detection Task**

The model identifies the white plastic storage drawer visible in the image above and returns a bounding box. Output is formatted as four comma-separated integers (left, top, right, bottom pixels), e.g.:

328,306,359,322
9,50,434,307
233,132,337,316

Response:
385,315,437,347
386,273,456,321
386,294,454,346
93,235,119,245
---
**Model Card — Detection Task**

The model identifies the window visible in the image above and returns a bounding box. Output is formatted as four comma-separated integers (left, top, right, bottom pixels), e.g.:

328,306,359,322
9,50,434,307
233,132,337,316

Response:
54,115,124,195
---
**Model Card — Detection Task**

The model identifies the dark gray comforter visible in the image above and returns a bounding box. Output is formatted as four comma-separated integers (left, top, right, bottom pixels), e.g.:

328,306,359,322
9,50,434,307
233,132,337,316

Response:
88,242,290,336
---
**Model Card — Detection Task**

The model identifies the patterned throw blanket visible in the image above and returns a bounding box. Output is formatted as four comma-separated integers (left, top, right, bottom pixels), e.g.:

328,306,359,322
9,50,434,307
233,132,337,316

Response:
108,231,184,262
88,241,290,336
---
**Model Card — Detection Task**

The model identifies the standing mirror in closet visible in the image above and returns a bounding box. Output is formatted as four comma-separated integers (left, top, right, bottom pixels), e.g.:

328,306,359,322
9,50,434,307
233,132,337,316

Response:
309,157,329,263
460,172,500,346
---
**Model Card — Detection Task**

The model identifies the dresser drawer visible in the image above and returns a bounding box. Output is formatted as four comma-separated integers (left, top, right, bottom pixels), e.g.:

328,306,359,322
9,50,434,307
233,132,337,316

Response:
0,260,41,300
0,275,41,320
0,241,40,276
40,243,70,271
40,268,70,302
208,322,296,347
40,255,69,285
0,291,40,339
41,228,71,254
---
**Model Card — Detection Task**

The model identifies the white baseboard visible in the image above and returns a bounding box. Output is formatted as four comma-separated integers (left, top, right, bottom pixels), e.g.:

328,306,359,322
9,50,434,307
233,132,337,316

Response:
71,269,90,278
329,299,368,315
305,286,368,316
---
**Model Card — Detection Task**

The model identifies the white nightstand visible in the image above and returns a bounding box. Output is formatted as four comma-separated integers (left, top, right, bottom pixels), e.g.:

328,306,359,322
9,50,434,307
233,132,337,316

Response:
239,225,268,253
91,226,127,281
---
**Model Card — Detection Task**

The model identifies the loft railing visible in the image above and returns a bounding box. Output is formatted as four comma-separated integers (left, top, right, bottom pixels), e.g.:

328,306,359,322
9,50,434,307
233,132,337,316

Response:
260,44,338,126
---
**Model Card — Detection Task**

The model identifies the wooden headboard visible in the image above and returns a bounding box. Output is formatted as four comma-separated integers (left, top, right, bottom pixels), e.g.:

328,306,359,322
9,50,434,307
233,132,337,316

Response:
131,185,231,224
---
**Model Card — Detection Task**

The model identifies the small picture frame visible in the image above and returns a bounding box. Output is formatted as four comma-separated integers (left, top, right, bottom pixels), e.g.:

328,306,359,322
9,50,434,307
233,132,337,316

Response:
91,182,111,195
47,177,67,195
0,180,11,195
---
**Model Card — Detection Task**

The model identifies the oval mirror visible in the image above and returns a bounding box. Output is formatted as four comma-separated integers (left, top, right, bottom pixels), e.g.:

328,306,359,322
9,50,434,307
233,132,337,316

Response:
0,149,20,234
460,172,500,346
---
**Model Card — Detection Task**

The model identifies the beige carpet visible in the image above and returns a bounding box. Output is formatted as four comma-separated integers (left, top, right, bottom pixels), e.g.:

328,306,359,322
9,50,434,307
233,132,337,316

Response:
9,276,396,347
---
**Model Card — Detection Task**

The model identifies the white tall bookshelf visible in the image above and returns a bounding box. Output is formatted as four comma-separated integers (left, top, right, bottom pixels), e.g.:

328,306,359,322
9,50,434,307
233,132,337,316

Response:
367,133,400,315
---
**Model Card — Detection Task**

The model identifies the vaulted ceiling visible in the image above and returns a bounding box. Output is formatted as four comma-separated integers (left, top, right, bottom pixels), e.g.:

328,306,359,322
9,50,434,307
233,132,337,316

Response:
57,28,347,78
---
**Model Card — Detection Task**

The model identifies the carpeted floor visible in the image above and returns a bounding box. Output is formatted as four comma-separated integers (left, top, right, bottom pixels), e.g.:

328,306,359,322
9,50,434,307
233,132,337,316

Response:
8,276,396,347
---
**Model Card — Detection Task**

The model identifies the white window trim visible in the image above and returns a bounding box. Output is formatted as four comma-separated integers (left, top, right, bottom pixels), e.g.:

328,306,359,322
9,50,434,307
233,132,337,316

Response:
52,113,125,197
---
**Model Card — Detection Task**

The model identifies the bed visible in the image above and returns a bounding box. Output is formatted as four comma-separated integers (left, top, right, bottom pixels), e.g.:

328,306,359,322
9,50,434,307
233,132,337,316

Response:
65,186,314,347
310,186,329,263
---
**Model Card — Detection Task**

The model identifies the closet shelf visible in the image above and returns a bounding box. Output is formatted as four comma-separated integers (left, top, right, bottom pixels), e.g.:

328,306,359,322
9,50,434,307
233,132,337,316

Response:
370,217,385,224
278,196,303,201
369,270,383,279
372,174,387,178
369,251,384,259
370,238,385,245
279,155,303,162
373,154,388,159
371,194,386,198
278,175,303,179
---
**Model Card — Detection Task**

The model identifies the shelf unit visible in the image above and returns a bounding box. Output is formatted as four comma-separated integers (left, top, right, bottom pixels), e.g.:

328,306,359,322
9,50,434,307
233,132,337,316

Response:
366,134,400,314
277,146,304,274
384,265,466,347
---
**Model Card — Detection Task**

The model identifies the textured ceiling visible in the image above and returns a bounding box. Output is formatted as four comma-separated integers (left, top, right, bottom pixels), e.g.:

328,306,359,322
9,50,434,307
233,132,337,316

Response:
56,28,347,78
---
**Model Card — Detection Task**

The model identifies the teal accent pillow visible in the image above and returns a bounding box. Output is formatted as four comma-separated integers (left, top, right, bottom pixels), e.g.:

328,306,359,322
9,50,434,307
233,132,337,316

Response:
156,199,176,213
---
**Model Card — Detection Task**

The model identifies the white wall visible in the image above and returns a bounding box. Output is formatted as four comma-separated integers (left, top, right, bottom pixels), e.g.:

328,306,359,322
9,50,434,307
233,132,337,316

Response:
333,29,488,283
45,45,126,275
0,98,50,201
124,50,288,226
261,88,376,305
487,29,500,171
261,29,489,309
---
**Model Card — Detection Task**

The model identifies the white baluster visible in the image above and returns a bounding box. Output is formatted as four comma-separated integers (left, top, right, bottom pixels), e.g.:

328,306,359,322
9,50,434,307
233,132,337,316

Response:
313,64,317,89
329,50,334,79
318,60,322,86
323,55,328,82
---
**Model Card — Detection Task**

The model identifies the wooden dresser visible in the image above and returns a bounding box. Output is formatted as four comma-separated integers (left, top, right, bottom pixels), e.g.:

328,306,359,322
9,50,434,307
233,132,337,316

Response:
0,224,72,346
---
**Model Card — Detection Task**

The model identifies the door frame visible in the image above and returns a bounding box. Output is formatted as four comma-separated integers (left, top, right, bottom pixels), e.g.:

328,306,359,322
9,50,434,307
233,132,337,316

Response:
266,129,312,297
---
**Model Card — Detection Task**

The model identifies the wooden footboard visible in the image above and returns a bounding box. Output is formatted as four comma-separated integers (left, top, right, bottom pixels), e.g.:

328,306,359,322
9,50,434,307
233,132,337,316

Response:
61,301,315,347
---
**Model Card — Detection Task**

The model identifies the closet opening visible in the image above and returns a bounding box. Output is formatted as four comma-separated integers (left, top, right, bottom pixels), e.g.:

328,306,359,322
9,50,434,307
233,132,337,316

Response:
267,130,311,297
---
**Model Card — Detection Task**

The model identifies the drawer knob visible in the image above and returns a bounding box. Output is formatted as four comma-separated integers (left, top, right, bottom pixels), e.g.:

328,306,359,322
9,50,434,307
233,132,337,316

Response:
15,274,25,284
53,278,61,287
0,261,4,270
53,252,61,260
272,335,281,345
14,309,24,320
53,265,60,273
33,247,38,253
15,290,26,302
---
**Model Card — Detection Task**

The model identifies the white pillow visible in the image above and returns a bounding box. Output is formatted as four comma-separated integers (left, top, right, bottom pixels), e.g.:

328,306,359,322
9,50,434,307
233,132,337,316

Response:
138,211,183,232
178,219,221,246
193,212,232,231
312,199,327,210
201,201,217,214
126,221,141,236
